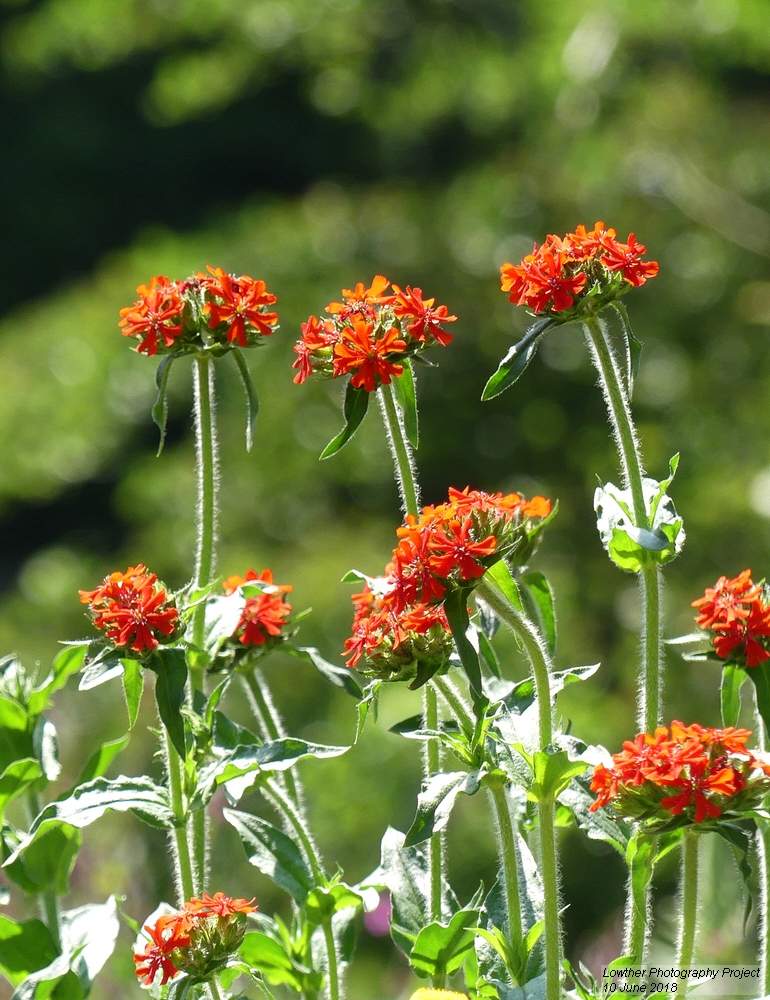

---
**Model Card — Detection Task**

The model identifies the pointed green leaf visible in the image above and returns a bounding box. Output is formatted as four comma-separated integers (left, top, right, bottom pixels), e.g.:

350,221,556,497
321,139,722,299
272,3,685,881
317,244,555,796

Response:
404,772,472,847
521,572,556,658
721,665,747,729
559,779,632,856
393,358,419,448
486,561,524,612
409,906,479,980
612,301,643,398
320,383,370,459
481,318,555,401
28,646,88,717
152,354,176,456
748,664,770,737
75,735,130,786
224,808,315,904
304,884,363,925
0,760,42,821
716,824,753,928
121,659,144,730
287,646,363,699
362,827,431,957
444,588,481,694
232,348,259,452
529,750,587,804
4,822,81,896
478,630,501,678
0,916,58,987
146,648,187,758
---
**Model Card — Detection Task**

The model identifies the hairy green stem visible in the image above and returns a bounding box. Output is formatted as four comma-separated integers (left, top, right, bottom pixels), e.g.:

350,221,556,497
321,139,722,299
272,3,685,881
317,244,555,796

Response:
676,831,699,982
622,868,650,965
163,727,196,903
192,353,219,648
476,578,553,747
641,564,662,735
755,704,770,993
242,669,302,810
25,790,60,949
208,977,224,1000
538,798,561,1000
475,576,559,1000
377,381,420,519
423,683,444,939
433,674,474,735
263,779,339,1000
490,783,523,959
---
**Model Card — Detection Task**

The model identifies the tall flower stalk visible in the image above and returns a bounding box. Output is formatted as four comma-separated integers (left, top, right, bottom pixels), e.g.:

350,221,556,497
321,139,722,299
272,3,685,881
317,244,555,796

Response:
484,222,680,964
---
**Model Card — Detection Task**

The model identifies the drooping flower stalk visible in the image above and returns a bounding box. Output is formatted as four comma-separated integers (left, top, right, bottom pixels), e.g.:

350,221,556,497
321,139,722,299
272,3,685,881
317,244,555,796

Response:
474,577,560,1000
377,380,448,963
676,831,700,985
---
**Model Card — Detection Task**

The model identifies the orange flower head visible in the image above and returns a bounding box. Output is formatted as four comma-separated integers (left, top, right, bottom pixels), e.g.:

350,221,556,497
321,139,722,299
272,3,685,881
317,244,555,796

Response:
134,913,189,986
235,591,293,648
80,565,178,654
185,892,257,919
204,266,278,347
222,568,293,597
119,277,184,356
390,284,457,346
500,222,658,318
692,569,762,628
332,319,407,392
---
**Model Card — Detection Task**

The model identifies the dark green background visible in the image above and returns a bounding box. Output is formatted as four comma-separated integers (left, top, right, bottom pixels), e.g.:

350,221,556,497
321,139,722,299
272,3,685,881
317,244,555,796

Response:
0,0,768,994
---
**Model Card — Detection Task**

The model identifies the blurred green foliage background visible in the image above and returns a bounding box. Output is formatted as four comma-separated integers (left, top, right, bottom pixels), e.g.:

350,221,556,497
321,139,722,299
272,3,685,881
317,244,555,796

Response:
2,0,770,994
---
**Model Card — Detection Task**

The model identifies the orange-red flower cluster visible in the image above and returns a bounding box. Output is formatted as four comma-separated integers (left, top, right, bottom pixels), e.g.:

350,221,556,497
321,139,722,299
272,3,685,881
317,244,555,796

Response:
79,565,178,654
500,222,659,317
344,487,552,677
134,893,256,986
692,569,770,668
292,275,456,391
223,569,293,649
119,266,278,357
590,721,770,827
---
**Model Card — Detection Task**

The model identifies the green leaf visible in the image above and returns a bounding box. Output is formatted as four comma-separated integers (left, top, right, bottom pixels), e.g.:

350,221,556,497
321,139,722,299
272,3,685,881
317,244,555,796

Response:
528,750,588,804
0,917,58,987
486,562,524,613
152,354,175,456
393,358,419,448
146,648,188,758
559,778,631,856
748,663,770,737
478,630,501,678
5,775,174,866
223,808,315,904
404,771,481,847
0,699,34,777
28,647,87,718
287,646,363,699
444,588,481,694
721,665,747,729
0,761,42,820
196,738,349,807
232,348,259,452
497,664,600,716
4,821,81,896
59,896,120,993
78,652,124,692
304,884,363,925
521,572,556,658
612,301,643,398
481,318,555,400
715,824,753,928
239,932,304,991
320,383,370,459
75,735,130,786
121,659,144,730
33,717,60,783
362,827,431,958
409,906,479,980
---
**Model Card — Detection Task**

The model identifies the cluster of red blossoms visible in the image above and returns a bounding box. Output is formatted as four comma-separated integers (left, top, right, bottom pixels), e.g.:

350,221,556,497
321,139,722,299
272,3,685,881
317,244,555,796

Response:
119,266,278,357
500,222,659,316
692,569,770,668
292,275,456,392
222,569,293,649
79,565,178,654
344,487,551,678
134,892,257,986
590,722,770,827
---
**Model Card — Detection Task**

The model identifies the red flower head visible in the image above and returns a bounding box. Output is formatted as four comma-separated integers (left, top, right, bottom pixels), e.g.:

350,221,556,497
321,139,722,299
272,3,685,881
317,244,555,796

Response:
500,222,658,318
693,569,770,668
79,565,178,654
590,720,770,829
204,266,278,347
222,568,293,598
119,277,184,356
333,320,407,392
134,913,189,986
390,285,457,346
235,593,292,648
294,275,456,388
184,892,257,919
